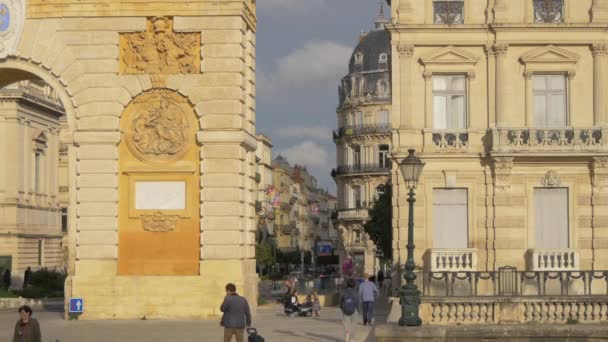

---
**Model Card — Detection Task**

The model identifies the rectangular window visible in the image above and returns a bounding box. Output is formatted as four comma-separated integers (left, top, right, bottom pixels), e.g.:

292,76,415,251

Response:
353,145,361,168
378,109,389,127
37,240,42,266
534,0,564,23
61,208,68,233
352,186,362,208
378,145,390,169
533,75,567,127
433,0,464,24
534,188,569,249
433,189,468,249
355,111,364,128
433,75,466,129
34,152,41,192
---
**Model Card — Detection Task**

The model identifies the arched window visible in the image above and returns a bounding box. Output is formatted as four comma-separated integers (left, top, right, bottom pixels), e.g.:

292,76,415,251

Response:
377,79,389,97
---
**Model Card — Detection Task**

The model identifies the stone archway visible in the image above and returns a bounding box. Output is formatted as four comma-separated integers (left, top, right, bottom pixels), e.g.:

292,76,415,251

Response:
1,0,258,319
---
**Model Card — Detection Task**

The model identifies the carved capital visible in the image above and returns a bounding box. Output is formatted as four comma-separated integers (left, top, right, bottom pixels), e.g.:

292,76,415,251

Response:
396,43,415,58
466,71,476,80
493,44,509,57
523,71,534,80
566,70,577,80
492,157,514,191
592,157,608,189
592,43,608,57
423,71,433,80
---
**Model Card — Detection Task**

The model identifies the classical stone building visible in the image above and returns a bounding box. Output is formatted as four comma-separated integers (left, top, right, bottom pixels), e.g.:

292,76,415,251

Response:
255,134,274,241
0,0,258,319
333,6,391,276
0,79,66,287
388,0,608,284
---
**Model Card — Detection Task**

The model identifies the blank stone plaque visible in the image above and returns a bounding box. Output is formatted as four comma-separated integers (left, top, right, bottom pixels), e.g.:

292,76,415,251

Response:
135,181,186,210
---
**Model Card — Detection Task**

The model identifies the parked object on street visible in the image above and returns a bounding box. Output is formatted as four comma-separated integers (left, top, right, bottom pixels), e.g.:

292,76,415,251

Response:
12,305,41,342
247,328,265,342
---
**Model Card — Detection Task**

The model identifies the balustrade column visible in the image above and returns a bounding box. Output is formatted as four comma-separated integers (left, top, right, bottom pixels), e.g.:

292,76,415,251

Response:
592,43,608,126
494,44,509,128
524,71,534,127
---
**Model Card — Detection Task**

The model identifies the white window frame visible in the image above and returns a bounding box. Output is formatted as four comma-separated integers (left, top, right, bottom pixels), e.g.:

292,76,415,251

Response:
378,144,390,169
433,75,467,129
532,74,568,128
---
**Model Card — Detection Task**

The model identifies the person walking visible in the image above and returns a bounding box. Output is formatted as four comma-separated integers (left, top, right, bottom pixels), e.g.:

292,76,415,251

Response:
220,283,251,342
358,274,379,326
377,270,384,291
339,278,359,342
12,305,41,342
23,267,32,289
311,289,321,317
3,269,11,290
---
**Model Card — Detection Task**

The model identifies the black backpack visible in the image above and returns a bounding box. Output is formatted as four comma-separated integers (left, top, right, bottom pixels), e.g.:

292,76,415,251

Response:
247,328,265,342
341,291,357,316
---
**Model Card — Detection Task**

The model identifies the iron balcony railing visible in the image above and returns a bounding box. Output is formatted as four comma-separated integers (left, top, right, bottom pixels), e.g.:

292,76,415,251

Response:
333,163,390,176
333,123,391,140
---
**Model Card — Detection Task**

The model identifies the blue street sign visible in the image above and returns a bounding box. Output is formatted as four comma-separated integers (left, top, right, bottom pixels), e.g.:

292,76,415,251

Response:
69,298,84,313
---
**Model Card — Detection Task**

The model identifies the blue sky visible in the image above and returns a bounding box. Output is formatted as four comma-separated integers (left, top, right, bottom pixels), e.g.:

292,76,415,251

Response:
256,0,389,193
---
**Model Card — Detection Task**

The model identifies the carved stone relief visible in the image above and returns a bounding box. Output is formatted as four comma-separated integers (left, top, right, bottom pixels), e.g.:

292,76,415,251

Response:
0,0,25,59
492,157,514,191
123,89,195,164
592,157,608,190
141,211,180,232
541,170,561,187
119,16,200,75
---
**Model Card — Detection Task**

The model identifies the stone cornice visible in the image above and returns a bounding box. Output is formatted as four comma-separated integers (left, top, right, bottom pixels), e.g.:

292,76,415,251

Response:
388,23,608,33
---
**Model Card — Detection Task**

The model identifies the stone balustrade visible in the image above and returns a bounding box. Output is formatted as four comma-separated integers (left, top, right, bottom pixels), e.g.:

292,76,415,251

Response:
424,130,469,152
526,249,580,271
337,208,369,221
492,127,607,152
424,249,478,272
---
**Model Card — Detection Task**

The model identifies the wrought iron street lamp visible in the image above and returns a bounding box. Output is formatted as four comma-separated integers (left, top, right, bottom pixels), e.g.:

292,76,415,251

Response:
398,149,425,327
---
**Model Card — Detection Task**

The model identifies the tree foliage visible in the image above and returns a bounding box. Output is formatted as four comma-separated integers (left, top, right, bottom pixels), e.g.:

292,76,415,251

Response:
256,241,274,267
364,183,392,261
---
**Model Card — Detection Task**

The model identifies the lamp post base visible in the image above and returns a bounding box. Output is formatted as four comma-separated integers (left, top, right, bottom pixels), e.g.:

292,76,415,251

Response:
398,284,422,327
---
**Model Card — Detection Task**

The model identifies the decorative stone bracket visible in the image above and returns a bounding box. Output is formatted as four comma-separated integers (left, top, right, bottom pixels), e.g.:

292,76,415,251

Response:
141,211,181,232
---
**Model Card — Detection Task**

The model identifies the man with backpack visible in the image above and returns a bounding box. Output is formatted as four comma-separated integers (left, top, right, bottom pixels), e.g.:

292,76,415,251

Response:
339,278,359,342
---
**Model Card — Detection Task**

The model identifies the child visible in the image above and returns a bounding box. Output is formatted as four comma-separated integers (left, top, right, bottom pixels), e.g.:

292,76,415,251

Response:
312,289,321,317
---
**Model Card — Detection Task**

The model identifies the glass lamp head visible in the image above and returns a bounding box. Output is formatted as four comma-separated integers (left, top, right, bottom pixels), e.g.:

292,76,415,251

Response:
399,149,425,190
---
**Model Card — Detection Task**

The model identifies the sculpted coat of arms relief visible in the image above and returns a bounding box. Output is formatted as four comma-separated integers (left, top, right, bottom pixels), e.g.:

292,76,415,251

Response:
123,89,195,164
0,0,25,59
119,16,200,75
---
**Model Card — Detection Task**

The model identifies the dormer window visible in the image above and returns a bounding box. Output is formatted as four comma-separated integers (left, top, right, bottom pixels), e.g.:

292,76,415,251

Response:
379,53,388,63
354,52,363,66
433,0,464,25
534,0,563,23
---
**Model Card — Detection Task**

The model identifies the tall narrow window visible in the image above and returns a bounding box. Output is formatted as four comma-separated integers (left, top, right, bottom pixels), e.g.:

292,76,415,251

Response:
534,188,569,249
378,145,390,169
534,0,564,23
433,0,464,24
378,109,389,128
61,208,68,233
353,145,361,168
433,75,466,129
355,111,364,128
352,186,362,208
433,189,468,248
34,152,41,192
533,75,567,127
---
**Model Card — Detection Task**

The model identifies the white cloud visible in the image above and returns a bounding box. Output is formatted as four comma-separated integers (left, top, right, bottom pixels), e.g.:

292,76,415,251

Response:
275,126,332,141
276,140,330,168
258,40,351,97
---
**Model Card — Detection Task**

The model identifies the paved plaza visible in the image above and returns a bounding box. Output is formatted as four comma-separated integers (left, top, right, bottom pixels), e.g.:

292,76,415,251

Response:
0,301,384,342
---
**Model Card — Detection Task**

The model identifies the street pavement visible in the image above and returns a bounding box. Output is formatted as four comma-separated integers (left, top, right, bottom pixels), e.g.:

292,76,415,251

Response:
0,299,388,342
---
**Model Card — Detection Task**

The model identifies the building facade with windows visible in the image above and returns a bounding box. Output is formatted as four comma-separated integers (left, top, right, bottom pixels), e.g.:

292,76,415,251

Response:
387,0,608,277
333,8,392,276
0,79,66,288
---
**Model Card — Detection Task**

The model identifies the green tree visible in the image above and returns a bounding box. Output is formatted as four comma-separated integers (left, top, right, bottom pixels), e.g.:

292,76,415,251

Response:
256,241,274,275
364,183,392,261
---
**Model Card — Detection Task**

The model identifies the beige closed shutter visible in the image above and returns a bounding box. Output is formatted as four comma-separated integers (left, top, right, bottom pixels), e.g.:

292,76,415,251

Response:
433,189,468,249
534,188,569,249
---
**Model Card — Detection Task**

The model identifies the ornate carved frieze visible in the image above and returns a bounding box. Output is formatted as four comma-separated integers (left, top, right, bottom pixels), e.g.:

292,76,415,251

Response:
119,17,200,75
122,89,196,164
492,157,514,191
592,157,608,190
541,170,561,187
592,43,608,57
0,0,25,59
396,43,414,58
141,211,180,232
492,44,509,57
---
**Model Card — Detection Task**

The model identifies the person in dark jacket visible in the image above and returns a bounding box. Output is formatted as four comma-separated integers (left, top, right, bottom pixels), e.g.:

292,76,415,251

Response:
220,283,251,342
23,267,32,289
12,305,41,342
339,279,359,342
